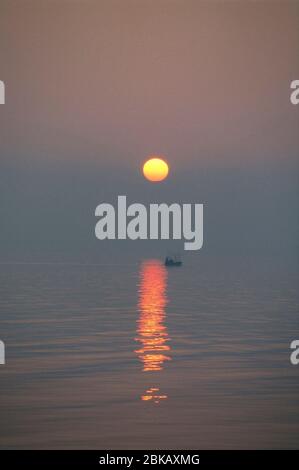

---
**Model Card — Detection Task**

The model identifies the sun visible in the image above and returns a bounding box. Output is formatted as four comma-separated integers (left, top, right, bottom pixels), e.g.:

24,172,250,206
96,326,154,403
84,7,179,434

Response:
143,157,169,182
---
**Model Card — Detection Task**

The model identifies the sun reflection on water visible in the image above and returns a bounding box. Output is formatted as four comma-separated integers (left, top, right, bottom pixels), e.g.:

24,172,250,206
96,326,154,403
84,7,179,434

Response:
141,387,168,404
135,260,171,403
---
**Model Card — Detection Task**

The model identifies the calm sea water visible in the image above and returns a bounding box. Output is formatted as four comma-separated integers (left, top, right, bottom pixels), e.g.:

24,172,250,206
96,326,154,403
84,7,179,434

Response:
0,259,298,449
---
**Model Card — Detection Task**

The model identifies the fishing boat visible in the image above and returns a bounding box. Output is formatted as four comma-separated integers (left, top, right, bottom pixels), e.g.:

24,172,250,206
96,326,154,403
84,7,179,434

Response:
164,254,182,267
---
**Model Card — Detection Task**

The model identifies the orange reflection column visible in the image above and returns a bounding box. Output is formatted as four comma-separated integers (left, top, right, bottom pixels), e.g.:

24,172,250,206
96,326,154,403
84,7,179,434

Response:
135,260,171,402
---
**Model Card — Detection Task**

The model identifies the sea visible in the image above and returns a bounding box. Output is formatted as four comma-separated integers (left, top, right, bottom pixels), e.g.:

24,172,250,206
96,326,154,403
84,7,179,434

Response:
0,257,298,449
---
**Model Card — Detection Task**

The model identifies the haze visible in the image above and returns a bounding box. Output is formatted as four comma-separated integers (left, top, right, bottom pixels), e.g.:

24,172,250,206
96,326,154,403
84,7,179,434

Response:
0,0,298,265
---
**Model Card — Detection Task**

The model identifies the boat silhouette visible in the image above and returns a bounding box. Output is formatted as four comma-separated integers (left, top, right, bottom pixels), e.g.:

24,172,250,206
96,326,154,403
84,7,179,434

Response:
164,254,182,267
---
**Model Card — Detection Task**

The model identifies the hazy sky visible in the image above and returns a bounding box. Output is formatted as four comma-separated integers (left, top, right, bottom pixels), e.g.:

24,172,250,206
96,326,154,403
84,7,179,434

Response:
1,0,299,263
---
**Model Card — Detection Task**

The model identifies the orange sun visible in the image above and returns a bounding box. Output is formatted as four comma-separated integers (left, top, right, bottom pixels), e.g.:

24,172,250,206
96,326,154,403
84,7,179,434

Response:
143,157,169,182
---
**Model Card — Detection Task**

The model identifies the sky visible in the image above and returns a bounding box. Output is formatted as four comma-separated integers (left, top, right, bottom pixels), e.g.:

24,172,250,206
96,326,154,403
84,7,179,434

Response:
0,0,299,264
